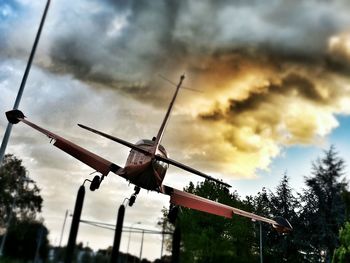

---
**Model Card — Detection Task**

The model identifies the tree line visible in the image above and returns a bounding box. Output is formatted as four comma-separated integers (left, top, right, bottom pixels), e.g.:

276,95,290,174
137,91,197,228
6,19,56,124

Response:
2,146,350,262
0,154,49,261
161,146,350,263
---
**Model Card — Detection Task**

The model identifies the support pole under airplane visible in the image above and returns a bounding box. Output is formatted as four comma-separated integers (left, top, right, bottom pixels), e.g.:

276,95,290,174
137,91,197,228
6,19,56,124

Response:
110,204,126,263
65,185,85,263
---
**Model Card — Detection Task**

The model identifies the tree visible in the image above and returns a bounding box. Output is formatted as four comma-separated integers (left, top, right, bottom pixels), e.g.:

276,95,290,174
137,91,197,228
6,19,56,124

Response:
300,146,347,262
0,154,47,260
333,221,350,263
264,173,302,262
176,180,258,263
0,154,43,227
4,218,49,261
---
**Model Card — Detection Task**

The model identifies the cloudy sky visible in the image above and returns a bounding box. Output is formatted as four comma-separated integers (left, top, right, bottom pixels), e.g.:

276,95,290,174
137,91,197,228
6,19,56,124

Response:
2,0,350,260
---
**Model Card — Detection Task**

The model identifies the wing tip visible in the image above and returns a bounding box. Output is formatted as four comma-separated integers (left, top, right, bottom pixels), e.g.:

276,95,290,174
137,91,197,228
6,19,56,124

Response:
273,216,293,233
223,182,232,188
6,109,25,124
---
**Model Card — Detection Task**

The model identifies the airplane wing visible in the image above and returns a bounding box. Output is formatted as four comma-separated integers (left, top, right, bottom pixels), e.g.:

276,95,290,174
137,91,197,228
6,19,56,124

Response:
161,185,292,233
6,110,122,176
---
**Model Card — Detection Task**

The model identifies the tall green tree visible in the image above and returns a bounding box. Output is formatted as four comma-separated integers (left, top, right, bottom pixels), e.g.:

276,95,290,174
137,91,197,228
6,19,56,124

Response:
333,221,350,263
5,219,49,261
300,146,347,262
264,173,302,262
0,154,43,227
177,180,258,263
0,154,47,261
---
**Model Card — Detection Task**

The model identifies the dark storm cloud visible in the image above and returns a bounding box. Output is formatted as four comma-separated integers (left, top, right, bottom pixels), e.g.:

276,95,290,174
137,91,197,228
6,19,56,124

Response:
4,0,350,177
49,0,181,83
200,72,340,121
3,0,350,101
44,0,350,89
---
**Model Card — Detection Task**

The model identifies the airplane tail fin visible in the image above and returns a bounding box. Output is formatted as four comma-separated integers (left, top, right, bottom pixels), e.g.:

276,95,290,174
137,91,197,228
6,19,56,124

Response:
152,75,185,155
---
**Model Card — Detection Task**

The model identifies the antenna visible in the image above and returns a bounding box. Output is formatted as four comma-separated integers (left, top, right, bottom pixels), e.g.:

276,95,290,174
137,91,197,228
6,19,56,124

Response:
158,74,203,93
152,75,185,155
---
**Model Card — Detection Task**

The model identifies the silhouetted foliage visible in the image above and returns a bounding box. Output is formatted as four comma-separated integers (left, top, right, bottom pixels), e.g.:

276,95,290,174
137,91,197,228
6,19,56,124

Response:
0,154,47,261
299,146,347,262
257,173,303,262
0,154,43,227
176,180,258,263
333,221,350,263
4,219,49,261
159,146,349,263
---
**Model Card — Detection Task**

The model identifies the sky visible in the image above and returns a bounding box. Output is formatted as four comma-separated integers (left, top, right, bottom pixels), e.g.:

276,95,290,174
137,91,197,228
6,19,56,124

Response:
1,0,350,261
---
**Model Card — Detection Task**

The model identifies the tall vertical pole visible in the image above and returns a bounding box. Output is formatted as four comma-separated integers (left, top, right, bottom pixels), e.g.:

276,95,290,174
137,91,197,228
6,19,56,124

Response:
0,0,51,165
65,185,85,263
126,229,132,263
110,204,125,263
259,221,263,263
0,176,28,256
139,230,144,262
59,210,68,247
0,198,15,256
171,223,181,263
126,222,140,263
34,226,44,263
160,228,164,259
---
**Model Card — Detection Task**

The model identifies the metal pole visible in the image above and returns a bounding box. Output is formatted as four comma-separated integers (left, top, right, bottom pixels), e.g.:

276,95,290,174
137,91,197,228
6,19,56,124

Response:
0,175,27,256
160,220,166,259
110,204,125,263
139,230,144,262
59,210,68,247
171,223,181,263
126,222,140,263
160,229,164,259
259,221,263,263
0,198,15,256
0,0,51,165
126,230,132,263
34,226,44,263
65,185,85,263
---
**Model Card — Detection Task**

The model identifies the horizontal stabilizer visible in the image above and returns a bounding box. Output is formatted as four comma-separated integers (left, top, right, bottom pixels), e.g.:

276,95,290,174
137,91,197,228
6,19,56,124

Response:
78,124,231,188
78,124,151,156
156,155,231,188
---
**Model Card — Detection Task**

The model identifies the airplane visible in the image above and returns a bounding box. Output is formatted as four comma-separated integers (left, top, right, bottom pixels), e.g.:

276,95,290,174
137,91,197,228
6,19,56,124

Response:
5,74,292,233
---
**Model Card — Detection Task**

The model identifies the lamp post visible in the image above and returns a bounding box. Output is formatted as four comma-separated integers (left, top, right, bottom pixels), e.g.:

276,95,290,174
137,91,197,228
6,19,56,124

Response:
0,0,51,165
139,229,145,262
126,222,141,263
0,177,30,256
259,221,263,263
59,210,69,247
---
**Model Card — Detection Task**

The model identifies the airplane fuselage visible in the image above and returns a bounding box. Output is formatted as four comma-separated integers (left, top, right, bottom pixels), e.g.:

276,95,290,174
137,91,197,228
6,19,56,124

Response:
122,139,168,191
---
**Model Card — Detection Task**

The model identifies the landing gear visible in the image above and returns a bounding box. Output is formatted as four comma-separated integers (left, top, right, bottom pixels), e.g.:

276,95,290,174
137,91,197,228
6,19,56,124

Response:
128,186,141,207
88,175,105,191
